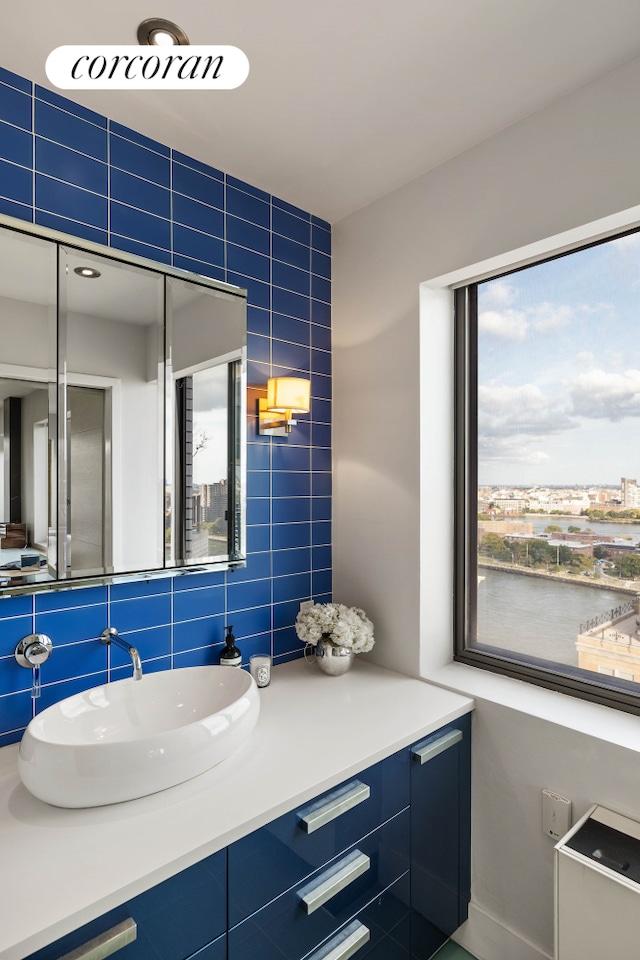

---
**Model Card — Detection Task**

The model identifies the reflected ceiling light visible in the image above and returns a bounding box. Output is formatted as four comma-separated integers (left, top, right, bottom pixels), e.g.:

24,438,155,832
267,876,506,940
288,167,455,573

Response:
258,377,311,436
137,18,190,46
73,267,101,279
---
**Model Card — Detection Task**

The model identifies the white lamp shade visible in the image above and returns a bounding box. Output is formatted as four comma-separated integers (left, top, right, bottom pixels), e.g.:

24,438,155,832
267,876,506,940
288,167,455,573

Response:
266,377,310,414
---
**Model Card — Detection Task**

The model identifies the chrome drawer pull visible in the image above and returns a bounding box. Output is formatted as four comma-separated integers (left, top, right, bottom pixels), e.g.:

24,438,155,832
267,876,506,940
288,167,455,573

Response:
307,920,371,960
56,919,137,960
412,729,462,765
298,850,371,915
299,781,371,834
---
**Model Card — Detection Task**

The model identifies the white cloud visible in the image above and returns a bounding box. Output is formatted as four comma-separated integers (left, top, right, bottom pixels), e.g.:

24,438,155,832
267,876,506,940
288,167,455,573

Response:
478,382,576,464
570,368,640,421
530,302,573,333
478,308,528,340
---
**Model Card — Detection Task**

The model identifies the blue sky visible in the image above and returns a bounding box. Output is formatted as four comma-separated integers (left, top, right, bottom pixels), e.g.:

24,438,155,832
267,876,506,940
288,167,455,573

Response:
478,230,640,486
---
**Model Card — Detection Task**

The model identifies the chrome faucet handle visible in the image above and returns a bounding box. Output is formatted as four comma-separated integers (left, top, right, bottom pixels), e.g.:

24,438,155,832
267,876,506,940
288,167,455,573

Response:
100,627,119,644
15,634,53,668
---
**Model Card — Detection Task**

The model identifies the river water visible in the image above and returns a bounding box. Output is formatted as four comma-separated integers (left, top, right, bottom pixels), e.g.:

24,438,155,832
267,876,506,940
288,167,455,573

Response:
477,567,631,666
526,516,640,542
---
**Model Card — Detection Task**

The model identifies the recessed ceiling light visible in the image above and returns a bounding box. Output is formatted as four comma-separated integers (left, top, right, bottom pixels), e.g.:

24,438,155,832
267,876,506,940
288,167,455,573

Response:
137,18,190,46
74,267,101,279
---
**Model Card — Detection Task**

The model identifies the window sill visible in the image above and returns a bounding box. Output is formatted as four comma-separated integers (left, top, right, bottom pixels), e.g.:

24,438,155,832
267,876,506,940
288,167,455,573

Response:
422,661,640,754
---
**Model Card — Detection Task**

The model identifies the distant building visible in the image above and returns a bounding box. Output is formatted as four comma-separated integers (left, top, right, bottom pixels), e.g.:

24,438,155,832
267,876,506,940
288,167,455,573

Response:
200,480,228,523
621,477,640,509
478,519,534,538
576,600,640,682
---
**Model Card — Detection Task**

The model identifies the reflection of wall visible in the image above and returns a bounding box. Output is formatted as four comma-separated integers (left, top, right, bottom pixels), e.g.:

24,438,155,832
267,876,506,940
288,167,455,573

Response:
67,311,161,572
68,387,104,572
0,296,52,371
21,387,47,542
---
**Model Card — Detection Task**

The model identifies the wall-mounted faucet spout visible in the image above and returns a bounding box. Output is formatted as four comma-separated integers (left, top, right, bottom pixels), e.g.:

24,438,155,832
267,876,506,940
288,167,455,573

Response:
101,627,143,681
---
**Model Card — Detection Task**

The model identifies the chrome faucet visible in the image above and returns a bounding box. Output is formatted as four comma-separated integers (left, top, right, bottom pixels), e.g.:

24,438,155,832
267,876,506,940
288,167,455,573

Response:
100,627,143,681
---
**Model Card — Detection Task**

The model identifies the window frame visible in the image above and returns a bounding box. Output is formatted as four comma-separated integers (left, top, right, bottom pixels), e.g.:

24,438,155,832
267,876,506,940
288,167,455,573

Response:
453,230,640,716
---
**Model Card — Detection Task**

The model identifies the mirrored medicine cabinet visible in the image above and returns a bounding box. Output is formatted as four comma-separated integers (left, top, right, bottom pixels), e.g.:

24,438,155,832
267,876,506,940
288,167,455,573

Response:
0,215,247,594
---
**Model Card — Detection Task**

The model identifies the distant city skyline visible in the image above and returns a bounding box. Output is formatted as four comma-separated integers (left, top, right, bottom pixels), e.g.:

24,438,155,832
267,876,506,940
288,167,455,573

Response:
478,230,640,486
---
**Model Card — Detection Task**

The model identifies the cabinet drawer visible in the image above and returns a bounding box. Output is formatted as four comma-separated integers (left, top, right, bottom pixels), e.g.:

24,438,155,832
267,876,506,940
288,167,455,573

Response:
228,809,410,960
228,749,409,925
25,850,227,960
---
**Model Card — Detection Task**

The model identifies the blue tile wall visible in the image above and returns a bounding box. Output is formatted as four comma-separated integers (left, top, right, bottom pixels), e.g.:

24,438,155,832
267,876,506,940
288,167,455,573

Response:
0,65,332,745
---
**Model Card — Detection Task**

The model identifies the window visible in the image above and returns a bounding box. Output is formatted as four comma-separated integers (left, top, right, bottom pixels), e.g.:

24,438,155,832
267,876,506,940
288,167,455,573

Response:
455,227,640,713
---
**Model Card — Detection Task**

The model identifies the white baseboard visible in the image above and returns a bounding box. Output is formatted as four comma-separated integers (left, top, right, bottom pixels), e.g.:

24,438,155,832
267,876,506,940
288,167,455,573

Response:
452,902,552,960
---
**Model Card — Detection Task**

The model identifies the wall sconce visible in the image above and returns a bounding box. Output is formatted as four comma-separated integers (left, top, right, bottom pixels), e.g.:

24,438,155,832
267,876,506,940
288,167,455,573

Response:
258,377,311,436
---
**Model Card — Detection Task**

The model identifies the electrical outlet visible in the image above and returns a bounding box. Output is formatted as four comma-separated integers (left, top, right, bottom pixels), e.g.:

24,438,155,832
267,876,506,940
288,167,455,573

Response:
299,600,314,613
542,789,572,840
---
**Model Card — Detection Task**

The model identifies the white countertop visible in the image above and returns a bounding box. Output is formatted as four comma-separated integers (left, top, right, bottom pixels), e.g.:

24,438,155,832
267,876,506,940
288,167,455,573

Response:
0,659,473,960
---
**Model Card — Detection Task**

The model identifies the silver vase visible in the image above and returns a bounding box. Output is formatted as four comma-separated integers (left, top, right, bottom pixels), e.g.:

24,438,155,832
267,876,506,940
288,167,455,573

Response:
315,638,355,676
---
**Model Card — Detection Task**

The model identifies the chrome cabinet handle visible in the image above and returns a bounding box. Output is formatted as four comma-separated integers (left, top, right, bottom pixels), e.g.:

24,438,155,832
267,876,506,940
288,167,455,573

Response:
412,729,462,765
56,919,137,960
298,850,371,915
306,920,370,960
298,781,371,834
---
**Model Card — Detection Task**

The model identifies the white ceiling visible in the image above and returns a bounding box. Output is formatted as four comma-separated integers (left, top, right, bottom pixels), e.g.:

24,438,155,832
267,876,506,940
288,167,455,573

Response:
5,0,640,222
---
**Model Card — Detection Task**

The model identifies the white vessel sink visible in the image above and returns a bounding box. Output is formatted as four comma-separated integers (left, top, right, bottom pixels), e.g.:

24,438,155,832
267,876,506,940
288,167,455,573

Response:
18,666,260,808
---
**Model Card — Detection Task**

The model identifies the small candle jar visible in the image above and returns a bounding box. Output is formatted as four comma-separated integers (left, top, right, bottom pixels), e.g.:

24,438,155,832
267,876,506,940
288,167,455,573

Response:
250,654,271,688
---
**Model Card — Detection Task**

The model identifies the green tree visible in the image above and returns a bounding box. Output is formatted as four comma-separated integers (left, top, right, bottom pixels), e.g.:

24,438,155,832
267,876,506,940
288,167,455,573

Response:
567,525,581,533
479,533,512,562
544,524,562,533
612,555,640,579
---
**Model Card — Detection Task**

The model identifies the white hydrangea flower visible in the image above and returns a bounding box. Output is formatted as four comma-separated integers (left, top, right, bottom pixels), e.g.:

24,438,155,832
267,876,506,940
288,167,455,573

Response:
295,602,374,653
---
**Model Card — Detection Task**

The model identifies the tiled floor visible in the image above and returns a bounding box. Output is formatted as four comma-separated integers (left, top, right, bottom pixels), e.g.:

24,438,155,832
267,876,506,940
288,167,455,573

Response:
435,942,479,960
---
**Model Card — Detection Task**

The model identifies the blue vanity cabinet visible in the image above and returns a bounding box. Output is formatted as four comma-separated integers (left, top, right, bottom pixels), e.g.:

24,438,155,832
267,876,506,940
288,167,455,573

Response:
23,850,227,960
409,714,472,960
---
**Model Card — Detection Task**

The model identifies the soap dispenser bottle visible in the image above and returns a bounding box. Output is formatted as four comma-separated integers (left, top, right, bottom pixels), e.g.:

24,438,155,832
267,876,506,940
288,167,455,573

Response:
220,625,242,667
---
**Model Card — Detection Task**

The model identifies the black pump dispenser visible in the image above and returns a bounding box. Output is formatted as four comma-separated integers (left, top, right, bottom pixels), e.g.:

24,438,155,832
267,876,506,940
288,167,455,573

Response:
220,625,242,667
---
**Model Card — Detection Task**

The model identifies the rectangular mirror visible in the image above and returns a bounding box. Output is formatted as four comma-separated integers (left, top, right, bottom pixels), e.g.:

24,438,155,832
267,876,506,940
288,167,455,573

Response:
0,215,247,593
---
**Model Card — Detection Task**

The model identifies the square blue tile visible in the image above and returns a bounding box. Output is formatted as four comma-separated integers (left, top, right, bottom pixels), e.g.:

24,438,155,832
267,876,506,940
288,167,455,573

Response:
273,572,310,604
272,314,310,347
110,120,169,156
109,133,170,186
246,497,270,525
227,578,271,612
174,644,224,668
313,422,332,448
173,585,225,622
311,214,331,230
172,152,223,181
247,306,270,337
272,523,311,550
0,197,31,222
312,447,332,472
226,272,270,310
247,333,270,364
237,633,271,661
0,68,31,94
36,86,106,127
311,569,333,598
173,192,223,237
272,287,310,321
229,605,271,638
36,585,107,612
0,82,31,130
173,570,225,591
272,339,309,373
247,471,270,498
172,254,224,281
312,250,331,279
311,224,331,255
273,598,303,631
272,548,311,577
226,215,270,255
312,472,332,497
111,201,170,249
36,137,107,195
311,323,331,352
272,197,310,221
312,275,331,302
227,244,270,283
246,524,271,553
35,101,107,161
312,497,331,521
111,234,171,264
273,234,310,271
110,577,172,601
173,161,224,207
311,373,332,401
226,186,270,229
272,206,310,245
311,398,332,423
227,551,271,582
0,652,32,695
0,691,32,735
312,299,331,327
226,175,269,203
110,626,171,667
273,628,304,657
173,615,225,653
36,174,106,228
272,445,310,472
273,498,310,524
273,260,310,297
173,223,223,265
45,639,107,684
247,442,270,471
109,593,171,631
272,471,311,498
312,545,332,569
0,158,32,205
35,604,107,645
312,521,332,546
110,167,170,218
0,594,33,618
